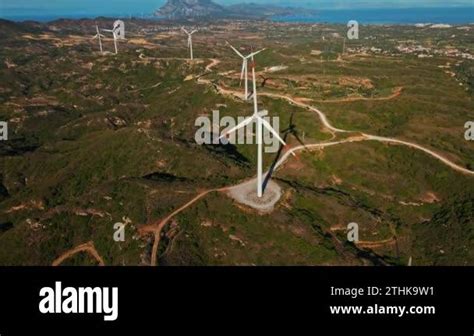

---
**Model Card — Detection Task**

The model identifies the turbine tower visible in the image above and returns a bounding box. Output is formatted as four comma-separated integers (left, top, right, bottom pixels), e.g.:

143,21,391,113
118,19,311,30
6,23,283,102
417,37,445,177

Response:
220,49,286,198
92,25,105,54
228,42,266,101
112,29,118,54
182,27,198,60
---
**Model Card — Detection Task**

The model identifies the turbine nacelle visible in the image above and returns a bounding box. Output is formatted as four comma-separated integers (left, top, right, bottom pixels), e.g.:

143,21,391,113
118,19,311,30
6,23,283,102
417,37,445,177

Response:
182,27,198,36
93,25,105,38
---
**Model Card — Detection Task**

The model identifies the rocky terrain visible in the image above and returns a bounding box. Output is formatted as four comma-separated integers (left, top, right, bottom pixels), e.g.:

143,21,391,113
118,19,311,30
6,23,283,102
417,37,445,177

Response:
0,19,473,266
157,0,226,19
156,0,315,19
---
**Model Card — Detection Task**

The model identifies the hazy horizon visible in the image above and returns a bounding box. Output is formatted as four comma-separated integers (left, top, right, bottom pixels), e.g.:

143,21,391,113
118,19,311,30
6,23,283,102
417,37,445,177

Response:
1,0,473,21
220,0,474,9
1,0,474,11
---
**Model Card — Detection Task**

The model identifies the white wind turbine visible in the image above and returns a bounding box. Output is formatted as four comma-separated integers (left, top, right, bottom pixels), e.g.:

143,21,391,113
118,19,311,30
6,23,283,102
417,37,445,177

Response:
103,20,125,55
182,27,198,60
220,51,286,198
102,27,119,54
92,25,105,54
228,42,266,100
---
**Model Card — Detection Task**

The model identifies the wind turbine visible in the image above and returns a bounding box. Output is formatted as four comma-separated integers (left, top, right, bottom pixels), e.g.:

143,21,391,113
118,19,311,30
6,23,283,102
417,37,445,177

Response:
103,20,125,55
92,25,105,54
182,27,198,60
103,28,119,54
228,42,266,100
220,51,286,198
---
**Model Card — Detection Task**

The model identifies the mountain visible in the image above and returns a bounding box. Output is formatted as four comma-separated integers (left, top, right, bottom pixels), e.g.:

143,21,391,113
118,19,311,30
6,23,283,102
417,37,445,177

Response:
157,0,226,19
156,0,317,20
227,3,314,18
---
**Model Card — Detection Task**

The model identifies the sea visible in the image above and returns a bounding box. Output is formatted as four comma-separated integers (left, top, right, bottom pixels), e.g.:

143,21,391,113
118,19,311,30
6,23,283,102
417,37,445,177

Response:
273,7,474,25
0,4,473,25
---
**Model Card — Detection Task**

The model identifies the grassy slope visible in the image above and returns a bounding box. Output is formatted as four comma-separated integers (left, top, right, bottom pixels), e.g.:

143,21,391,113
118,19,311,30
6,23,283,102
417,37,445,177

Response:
0,20,472,265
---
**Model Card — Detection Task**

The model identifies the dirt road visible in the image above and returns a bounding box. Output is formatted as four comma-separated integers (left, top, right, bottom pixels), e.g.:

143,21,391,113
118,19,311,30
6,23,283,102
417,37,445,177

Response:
140,57,474,266
312,87,403,104
51,57,469,267
52,241,105,266
140,186,231,266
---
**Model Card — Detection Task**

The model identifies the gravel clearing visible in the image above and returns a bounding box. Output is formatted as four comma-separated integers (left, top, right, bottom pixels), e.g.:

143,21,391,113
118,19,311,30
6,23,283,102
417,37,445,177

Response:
226,178,282,213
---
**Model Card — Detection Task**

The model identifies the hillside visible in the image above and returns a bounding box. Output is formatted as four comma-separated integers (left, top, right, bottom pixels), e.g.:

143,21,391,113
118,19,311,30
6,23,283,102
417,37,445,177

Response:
157,0,226,19
0,19,473,266
156,0,316,19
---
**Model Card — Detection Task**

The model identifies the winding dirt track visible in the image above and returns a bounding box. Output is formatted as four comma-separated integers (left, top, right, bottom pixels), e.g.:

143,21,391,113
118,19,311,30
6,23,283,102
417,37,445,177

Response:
356,238,397,248
139,57,473,266
140,188,229,266
52,241,105,266
259,92,349,134
311,86,403,104
53,56,473,266
204,60,473,176
364,135,474,175
205,58,220,72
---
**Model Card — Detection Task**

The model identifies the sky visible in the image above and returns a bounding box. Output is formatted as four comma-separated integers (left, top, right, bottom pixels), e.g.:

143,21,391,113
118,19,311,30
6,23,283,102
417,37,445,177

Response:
1,0,473,11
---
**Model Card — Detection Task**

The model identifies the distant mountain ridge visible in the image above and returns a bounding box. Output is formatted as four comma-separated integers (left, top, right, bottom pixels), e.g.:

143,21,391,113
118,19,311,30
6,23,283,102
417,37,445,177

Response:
157,0,226,19
156,0,316,20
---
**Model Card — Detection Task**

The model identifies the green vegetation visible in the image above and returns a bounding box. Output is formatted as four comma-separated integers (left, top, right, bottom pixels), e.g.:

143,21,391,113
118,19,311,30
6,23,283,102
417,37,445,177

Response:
0,19,472,265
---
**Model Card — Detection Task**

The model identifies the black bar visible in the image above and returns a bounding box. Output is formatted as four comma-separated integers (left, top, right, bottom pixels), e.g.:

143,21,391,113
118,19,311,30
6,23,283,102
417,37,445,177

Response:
0,267,472,335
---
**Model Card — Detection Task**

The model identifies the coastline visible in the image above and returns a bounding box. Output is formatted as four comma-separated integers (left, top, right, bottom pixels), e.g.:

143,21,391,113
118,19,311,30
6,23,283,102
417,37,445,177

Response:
1,6,473,24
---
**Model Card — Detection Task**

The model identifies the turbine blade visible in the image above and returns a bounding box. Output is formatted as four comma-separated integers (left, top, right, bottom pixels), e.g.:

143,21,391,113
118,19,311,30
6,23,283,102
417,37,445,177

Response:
219,116,255,139
240,60,246,84
181,27,189,35
259,117,286,146
229,44,244,58
247,48,266,59
191,30,198,34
